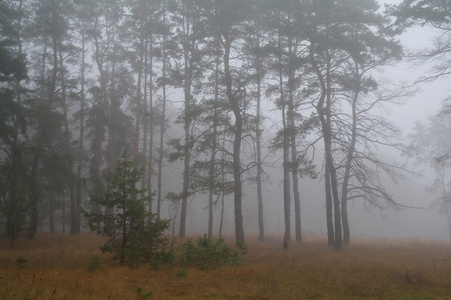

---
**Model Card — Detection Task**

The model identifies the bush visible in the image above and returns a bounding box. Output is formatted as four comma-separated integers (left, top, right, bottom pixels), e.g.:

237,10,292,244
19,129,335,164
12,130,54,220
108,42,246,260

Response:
136,286,153,300
16,255,27,274
178,234,246,270
87,255,104,272
149,247,176,270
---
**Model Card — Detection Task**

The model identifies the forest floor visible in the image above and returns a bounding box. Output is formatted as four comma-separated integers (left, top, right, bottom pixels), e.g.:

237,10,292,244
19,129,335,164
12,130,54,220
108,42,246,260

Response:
1,232,451,299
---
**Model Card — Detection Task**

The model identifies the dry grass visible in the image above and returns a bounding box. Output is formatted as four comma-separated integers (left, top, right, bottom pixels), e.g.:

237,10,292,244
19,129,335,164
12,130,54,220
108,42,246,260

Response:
1,233,451,299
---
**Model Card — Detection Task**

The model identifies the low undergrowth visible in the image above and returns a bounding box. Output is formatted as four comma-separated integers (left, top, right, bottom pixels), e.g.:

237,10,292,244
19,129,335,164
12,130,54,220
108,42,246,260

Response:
178,234,247,270
1,233,451,299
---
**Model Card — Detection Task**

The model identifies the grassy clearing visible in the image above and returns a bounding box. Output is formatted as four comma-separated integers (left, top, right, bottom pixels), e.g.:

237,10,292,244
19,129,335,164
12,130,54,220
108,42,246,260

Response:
1,233,451,299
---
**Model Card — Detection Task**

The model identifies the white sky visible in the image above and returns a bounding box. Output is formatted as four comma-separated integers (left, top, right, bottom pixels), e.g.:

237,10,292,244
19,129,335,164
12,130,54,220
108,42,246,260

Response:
380,0,446,134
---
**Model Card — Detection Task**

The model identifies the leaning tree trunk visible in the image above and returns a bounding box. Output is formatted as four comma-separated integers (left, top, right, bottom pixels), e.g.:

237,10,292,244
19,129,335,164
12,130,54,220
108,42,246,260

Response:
310,42,342,250
223,35,245,246
341,60,361,245
325,51,342,250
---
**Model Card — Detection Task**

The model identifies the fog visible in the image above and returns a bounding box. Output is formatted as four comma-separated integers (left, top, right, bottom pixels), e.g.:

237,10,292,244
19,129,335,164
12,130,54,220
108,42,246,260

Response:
171,0,451,241
3,0,450,244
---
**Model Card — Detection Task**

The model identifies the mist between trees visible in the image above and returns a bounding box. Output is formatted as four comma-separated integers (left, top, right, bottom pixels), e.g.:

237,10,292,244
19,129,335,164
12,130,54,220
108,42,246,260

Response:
1,0,450,250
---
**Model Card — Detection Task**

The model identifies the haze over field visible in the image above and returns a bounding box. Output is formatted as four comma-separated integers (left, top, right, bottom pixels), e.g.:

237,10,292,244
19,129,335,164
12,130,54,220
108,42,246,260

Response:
1,0,451,248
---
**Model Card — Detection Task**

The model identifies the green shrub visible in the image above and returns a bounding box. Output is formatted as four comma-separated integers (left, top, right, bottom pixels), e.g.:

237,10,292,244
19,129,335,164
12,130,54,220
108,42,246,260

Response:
136,286,153,300
16,255,27,274
178,234,246,270
176,268,189,277
87,255,104,272
149,247,176,270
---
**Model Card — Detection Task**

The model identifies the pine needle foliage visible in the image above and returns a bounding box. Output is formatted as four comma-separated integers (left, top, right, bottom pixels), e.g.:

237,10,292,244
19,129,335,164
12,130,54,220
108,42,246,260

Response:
85,151,169,266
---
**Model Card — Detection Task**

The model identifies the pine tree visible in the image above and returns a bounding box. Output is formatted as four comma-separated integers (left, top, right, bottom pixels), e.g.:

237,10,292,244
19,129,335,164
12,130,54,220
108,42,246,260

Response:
85,151,169,265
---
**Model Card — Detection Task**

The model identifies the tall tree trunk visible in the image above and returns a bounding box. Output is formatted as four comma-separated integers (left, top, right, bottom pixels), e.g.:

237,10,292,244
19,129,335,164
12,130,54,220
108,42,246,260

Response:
282,111,291,250
309,43,342,250
222,35,245,246
93,110,104,226
277,26,291,250
8,0,24,245
157,6,169,218
28,17,59,239
62,191,66,233
147,32,155,213
447,212,451,240
134,0,146,158
288,38,302,243
207,144,216,238
179,6,195,237
207,48,221,239
14,0,23,138
75,19,87,235
58,48,77,235
254,20,264,242
142,35,149,198
219,190,225,239
207,108,218,239
322,102,342,250
325,53,342,251
92,9,115,218
325,160,334,245
283,131,291,250
341,60,361,245
218,132,226,239
93,10,114,174
27,37,47,239
49,186,56,233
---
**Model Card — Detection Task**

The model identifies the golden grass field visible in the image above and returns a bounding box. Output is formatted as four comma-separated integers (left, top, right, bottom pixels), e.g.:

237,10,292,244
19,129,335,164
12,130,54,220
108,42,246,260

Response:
1,233,451,299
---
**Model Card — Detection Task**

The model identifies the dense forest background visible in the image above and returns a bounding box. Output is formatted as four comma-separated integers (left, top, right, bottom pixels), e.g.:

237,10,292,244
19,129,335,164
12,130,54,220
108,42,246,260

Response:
1,0,451,249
